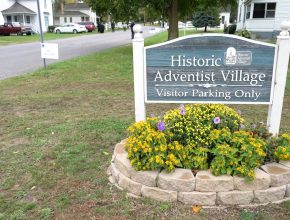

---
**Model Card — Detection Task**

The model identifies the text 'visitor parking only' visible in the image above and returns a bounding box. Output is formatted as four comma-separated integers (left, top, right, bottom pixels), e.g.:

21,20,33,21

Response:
145,35,276,104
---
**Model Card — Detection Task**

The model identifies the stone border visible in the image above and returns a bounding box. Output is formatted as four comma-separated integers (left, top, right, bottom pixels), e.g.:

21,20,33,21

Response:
108,140,290,206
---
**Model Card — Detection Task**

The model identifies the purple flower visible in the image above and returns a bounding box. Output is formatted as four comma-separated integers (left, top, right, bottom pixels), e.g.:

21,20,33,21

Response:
252,124,257,129
240,124,245,129
237,109,242,115
180,104,185,115
213,117,221,124
157,121,165,131
150,114,155,118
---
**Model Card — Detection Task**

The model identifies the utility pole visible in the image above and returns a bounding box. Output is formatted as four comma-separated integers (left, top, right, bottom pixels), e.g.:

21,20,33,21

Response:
36,0,46,68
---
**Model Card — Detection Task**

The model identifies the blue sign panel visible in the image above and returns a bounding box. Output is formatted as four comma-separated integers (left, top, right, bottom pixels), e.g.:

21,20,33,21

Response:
145,34,276,104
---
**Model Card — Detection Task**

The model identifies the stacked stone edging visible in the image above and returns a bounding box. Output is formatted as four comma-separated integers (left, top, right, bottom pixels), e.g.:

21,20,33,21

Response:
108,141,290,206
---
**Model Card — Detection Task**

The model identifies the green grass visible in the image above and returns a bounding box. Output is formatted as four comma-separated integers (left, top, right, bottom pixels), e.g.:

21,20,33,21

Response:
0,31,289,219
0,31,98,46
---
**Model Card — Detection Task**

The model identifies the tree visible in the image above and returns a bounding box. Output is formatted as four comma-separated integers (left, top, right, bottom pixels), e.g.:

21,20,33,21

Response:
85,0,237,40
84,0,141,22
192,8,220,32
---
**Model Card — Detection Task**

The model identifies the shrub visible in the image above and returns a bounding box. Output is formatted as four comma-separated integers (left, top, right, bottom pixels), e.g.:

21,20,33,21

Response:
125,104,286,179
126,118,185,171
209,128,266,179
274,133,290,161
163,104,244,147
224,24,237,34
237,29,251,39
48,25,55,33
126,104,244,172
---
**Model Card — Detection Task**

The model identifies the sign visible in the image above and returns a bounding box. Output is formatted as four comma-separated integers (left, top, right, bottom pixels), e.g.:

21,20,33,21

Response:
41,43,59,59
145,35,276,104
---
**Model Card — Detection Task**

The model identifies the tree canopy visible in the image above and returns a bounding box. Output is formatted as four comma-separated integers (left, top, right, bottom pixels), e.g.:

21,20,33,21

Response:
84,0,237,40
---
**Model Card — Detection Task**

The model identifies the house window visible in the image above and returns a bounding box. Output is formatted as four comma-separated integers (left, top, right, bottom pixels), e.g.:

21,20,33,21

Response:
26,16,30,24
14,16,18,22
253,3,276,18
44,16,49,28
85,17,89,21
70,17,72,22
246,4,251,19
7,16,11,22
81,17,85,21
64,17,67,23
221,16,225,24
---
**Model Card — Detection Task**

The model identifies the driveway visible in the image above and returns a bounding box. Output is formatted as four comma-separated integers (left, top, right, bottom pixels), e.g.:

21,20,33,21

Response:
0,26,159,80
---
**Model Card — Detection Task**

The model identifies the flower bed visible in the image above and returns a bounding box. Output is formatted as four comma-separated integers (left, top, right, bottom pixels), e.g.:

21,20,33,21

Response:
126,104,289,180
108,104,290,205
108,141,290,205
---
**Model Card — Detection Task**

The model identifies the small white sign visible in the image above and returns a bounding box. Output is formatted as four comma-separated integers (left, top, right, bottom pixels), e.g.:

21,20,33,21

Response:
41,43,59,59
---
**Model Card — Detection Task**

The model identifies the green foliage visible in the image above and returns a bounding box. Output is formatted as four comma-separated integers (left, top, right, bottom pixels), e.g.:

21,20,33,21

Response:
283,200,290,210
24,203,36,211
126,104,278,179
9,210,25,220
224,24,237,34
210,128,266,179
126,118,185,171
56,194,71,209
164,104,243,147
39,208,52,220
126,104,245,172
192,12,216,32
237,29,251,39
85,0,237,39
48,26,56,33
192,6,220,32
273,134,290,160
239,210,255,220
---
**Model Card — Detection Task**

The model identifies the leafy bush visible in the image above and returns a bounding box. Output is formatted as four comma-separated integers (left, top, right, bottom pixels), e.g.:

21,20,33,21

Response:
126,104,244,172
274,134,290,160
237,29,251,39
224,24,237,34
48,26,55,33
125,104,289,179
210,128,266,179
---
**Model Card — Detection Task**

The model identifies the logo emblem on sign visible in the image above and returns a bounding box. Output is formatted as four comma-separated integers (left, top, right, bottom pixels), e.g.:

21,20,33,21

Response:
225,47,237,65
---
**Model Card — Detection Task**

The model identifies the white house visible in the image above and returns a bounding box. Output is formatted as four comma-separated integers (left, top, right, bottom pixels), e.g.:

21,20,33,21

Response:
53,2,98,26
219,12,231,29
237,0,290,38
0,0,54,33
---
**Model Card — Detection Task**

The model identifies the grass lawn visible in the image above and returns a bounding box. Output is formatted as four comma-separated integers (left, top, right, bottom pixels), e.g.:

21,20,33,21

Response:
0,31,98,46
0,31,289,219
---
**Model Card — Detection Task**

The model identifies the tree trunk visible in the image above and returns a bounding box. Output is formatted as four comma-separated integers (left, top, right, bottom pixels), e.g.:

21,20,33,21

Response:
167,0,178,40
204,24,208,32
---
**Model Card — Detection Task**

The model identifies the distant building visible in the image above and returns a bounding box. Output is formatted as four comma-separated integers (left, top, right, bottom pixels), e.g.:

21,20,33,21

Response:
219,12,230,29
54,2,98,26
237,0,290,38
0,0,53,33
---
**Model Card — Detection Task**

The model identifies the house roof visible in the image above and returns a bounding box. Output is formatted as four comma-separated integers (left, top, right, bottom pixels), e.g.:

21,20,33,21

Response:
1,2,36,15
64,3,90,11
55,11,89,17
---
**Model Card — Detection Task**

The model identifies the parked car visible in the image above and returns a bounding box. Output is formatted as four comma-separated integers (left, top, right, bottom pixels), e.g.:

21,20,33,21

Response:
54,23,87,34
0,22,34,36
78,21,95,32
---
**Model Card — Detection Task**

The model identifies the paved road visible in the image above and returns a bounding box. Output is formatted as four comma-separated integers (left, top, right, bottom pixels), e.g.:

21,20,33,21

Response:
0,26,158,80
